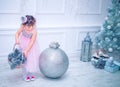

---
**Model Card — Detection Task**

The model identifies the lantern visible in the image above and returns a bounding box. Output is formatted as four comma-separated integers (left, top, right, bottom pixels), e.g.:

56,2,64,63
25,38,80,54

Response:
80,32,93,62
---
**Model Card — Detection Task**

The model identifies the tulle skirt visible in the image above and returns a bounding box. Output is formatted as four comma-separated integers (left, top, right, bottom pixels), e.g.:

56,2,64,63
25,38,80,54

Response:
19,34,40,73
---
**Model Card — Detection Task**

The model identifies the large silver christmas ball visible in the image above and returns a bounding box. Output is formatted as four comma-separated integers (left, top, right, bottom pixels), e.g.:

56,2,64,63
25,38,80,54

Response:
39,42,69,78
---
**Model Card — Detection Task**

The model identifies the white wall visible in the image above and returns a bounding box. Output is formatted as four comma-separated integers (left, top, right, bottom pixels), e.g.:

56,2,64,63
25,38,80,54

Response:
0,0,110,58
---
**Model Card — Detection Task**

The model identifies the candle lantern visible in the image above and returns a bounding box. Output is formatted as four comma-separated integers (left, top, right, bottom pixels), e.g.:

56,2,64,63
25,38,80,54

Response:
80,32,93,62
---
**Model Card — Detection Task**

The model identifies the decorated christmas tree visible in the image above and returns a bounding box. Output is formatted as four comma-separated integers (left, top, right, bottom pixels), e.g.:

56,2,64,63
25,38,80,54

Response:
94,0,120,61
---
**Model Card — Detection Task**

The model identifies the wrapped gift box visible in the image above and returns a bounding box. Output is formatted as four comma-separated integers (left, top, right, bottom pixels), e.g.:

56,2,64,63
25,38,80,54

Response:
104,64,119,73
114,61,120,70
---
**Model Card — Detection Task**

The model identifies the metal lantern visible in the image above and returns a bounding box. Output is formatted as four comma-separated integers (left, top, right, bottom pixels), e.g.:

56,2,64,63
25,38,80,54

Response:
80,32,93,62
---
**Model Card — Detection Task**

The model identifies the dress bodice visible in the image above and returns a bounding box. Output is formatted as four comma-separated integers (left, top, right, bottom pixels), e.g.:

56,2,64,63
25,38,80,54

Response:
22,30,33,38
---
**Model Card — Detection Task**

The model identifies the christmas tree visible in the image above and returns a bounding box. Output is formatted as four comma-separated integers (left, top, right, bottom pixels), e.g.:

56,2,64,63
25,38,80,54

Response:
94,0,120,61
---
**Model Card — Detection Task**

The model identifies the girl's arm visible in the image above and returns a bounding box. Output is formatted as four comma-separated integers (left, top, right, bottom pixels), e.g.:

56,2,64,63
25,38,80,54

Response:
15,25,24,44
24,29,37,57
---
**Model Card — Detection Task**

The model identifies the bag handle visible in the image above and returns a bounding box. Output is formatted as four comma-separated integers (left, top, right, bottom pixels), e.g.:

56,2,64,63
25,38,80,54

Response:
13,44,21,51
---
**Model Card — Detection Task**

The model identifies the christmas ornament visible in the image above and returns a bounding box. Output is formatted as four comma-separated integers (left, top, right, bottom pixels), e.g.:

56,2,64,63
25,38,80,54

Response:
119,11,120,14
105,17,108,20
117,47,120,50
98,42,101,46
113,45,118,48
105,37,110,42
101,27,104,30
108,48,113,52
109,44,112,46
117,23,120,26
107,25,111,29
113,38,117,42
39,42,69,78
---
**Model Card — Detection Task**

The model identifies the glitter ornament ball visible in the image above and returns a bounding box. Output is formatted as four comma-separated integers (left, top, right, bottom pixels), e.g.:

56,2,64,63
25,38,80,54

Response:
113,38,117,42
108,48,113,52
105,17,108,20
39,42,69,78
107,25,111,29
117,23,120,26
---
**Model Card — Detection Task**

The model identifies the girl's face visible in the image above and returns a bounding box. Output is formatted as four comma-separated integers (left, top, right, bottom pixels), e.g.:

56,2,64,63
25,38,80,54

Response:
25,25,33,31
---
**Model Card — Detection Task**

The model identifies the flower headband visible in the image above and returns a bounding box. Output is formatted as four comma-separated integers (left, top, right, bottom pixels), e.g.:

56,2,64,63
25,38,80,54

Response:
21,16,27,23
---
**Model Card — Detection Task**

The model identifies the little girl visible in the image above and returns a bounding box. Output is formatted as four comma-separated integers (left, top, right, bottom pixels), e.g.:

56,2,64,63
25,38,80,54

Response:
15,15,40,81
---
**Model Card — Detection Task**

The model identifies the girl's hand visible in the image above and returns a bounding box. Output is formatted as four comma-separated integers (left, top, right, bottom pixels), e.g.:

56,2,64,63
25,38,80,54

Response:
14,43,21,50
23,50,28,58
14,42,20,47
15,42,19,45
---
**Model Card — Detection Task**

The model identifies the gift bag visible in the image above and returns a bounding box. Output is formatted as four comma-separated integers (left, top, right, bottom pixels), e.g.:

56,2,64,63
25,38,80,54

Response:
8,45,26,69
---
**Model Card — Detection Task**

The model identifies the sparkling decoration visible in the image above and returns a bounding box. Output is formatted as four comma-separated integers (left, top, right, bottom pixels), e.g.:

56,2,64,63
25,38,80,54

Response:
108,48,113,52
119,11,120,14
117,23,120,26
117,47,120,50
98,43,101,46
107,25,111,29
109,44,112,46
113,38,117,42
39,42,69,78
100,41,103,45
101,27,104,30
105,17,108,20
105,37,110,42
